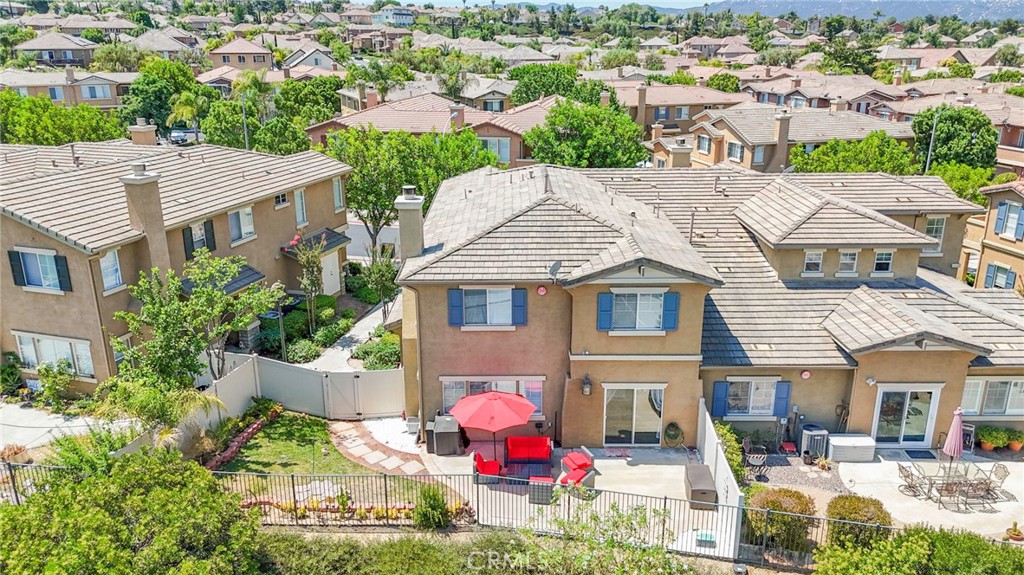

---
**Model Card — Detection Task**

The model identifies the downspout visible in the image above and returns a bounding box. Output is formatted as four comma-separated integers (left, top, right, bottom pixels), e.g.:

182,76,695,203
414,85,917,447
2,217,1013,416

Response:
85,254,114,382
405,284,428,443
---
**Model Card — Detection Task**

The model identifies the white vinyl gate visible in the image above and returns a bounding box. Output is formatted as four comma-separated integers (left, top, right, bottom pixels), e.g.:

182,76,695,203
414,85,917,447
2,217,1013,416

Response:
326,370,405,419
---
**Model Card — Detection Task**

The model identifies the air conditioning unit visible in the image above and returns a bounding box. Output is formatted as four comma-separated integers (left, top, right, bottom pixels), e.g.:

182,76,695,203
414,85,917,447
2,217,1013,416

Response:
800,424,828,457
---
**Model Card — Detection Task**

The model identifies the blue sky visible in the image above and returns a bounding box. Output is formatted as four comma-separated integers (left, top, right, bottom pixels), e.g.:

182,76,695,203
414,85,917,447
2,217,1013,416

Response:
413,1,709,8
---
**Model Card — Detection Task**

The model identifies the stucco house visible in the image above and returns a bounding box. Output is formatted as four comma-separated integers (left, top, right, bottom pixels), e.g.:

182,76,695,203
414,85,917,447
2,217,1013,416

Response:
1,133,352,392
959,182,1024,293
14,32,98,67
743,75,907,115
208,38,272,71
392,164,1023,455
606,81,752,138
0,68,137,111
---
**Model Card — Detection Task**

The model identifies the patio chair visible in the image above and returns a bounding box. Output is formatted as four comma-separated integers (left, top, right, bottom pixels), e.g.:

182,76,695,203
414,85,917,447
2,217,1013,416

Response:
897,463,927,497
935,480,963,510
958,479,994,511
742,436,767,456
746,452,768,480
779,440,799,457
984,464,1010,500
472,451,502,485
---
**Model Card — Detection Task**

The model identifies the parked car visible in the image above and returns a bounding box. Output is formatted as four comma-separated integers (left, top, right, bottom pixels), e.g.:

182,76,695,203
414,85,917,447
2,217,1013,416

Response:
169,129,188,145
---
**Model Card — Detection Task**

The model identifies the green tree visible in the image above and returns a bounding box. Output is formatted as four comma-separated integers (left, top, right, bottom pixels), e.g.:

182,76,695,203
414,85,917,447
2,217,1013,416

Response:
436,58,473,101
231,69,274,120
599,48,641,69
947,61,974,78
201,99,258,149
252,117,310,155
90,43,151,72
994,44,1023,67
988,69,1023,83
343,60,413,102
789,131,919,175
118,74,174,131
647,69,697,86
508,63,578,106
139,58,199,95
166,90,209,135
365,246,398,320
927,162,996,205
80,27,105,43
706,72,740,93
524,100,645,168
912,105,998,169
273,76,343,124
643,51,665,70
1009,86,1024,98
820,40,877,75
0,450,260,575
0,91,125,144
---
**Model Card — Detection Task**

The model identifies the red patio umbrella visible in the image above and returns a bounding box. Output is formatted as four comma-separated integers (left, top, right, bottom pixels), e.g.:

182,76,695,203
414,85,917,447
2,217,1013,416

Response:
449,391,536,459
941,407,964,475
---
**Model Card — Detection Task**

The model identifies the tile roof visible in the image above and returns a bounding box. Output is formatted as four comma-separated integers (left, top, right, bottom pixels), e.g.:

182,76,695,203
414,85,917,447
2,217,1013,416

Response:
15,31,97,51
209,38,271,55
130,29,193,53
980,181,1024,199
744,74,907,101
182,264,266,296
608,82,753,107
882,92,1024,127
0,143,351,253
692,102,915,145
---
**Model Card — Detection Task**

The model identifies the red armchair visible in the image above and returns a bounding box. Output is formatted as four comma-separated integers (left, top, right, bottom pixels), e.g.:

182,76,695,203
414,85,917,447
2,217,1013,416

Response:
473,451,501,484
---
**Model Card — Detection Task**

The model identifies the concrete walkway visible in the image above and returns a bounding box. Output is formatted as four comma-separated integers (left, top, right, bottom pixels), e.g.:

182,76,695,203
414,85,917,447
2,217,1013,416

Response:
303,302,385,372
0,403,118,449
328,420,425,475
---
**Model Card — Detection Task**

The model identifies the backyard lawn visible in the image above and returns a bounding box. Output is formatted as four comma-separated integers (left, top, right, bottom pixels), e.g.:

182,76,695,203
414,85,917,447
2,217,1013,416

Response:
220,411,372,475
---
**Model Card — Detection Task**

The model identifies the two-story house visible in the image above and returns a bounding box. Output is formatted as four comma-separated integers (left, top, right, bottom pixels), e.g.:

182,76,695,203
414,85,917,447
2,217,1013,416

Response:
14,32,98,68
208,38,273,71
1,131,352,393
606,81,752,138
743,75,907,115
1,68,137,111
686,102,915,172
372,6,415,27
394,165,1022,454
960,182,1024,292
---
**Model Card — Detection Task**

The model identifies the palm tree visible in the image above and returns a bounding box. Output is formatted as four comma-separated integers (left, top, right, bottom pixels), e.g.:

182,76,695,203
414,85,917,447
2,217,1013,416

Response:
438,61,475,101
231,69,273,120
166,90,210,138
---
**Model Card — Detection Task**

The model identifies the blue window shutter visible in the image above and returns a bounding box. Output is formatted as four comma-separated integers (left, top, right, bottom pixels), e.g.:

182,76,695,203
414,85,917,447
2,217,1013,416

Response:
711,382,729,417
1016,213,1024,241
994,202,1008,234
183,226,195,260
597,293,613,331
1006,270,1017,290
511,288,527,325
773,382,791,417
984,264,996,288
54,255,72,292
662,292,680,331
7,251,26,287
447,289,464,326
204,220,217,251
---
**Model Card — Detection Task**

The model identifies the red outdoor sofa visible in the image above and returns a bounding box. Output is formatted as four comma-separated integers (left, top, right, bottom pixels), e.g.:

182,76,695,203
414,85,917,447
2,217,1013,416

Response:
504,436,552,466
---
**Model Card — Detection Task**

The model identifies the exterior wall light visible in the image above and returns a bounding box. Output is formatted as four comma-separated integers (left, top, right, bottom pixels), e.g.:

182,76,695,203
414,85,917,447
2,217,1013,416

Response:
582,375,592,396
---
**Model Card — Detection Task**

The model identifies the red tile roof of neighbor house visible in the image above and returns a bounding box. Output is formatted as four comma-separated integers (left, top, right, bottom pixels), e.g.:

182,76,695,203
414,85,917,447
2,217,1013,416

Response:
606,81,753,107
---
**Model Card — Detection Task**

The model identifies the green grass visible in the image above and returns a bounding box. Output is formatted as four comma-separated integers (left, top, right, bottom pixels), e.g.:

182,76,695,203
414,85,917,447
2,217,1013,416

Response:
220,412,374,476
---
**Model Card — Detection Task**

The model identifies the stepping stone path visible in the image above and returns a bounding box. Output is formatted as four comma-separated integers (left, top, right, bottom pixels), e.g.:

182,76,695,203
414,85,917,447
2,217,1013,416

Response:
328,421,427,475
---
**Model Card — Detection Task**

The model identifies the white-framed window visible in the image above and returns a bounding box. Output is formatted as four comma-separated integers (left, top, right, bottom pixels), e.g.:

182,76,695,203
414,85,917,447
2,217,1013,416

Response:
464,288,512,326
81,85,111,99
759,93,768,103
48,86,63,100
13,87,28,96
441,378,544,415
727,141,744,162
727,378,776,416
776,94,784,104
962,379,1024,416
17,249,60,290
878,111,891,120
479,137,511,163
923,216,945,253
656,158,666,168
14,332,94,378
237,55,247,63
873,251,894,273
990,263,1012,289
803,251,823,274
99,249,123,292
654,106,669,121
294,188,307,226
697,134,711,154
41,50,54,60
273,192,289,207
791,96,806,108
190,222,207,251
1001,202,1021,240
61,50,72,60
253,54,266,63
482,99,504,112
221,55,230,63
612,292,663,331
675,106,689,120
228,207,255,243
838,251,859,274
753,145,765,164
333,177,345,212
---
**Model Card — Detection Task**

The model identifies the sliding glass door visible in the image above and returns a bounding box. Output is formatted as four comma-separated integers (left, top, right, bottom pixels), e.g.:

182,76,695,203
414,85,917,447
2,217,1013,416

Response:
603,386,664,446
873,386,938,447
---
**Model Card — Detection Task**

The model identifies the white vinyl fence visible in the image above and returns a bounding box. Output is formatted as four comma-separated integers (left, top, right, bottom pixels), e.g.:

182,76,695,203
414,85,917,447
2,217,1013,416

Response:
696,397,745,557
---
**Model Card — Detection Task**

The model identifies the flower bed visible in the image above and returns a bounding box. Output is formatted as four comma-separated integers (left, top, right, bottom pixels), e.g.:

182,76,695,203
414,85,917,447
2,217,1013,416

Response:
204,401,284,470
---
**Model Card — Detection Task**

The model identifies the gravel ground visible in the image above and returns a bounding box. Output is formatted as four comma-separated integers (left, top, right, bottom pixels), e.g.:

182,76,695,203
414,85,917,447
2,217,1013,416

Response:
747,455,851,494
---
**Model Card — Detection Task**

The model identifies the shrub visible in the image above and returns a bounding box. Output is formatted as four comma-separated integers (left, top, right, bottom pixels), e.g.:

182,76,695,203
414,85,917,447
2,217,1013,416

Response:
297,294,336,313
826,495,893,546
43,426,137,479
317,306,335,323
714,420,744,485
976,425,1010,447
904,526,1024,575
286,339,321,364
351,332,401,370
37,359,74,411
282,310,310,341
815,529,931,575
345,260,364,276
1007,428,1024,444
313,318,354,347
412,485,450,530
256,326,283,354
1,351,22,395
340,308,357,320
746,487,816,552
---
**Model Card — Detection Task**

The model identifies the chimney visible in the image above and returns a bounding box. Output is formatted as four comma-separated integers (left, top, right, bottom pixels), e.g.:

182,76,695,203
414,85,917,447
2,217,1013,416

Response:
651,123,663,141
357,83,367,109
283,66,291,79
449,104,465,130
830,99,849,112
395,184,424,261
64,64,74,84
769,112,792,171
978,83,990,94
893,75,903,86
121,163,171,272
955,94,972,105
765,65,772,77
127,117,158,146
790,77,801,90
332,62,338,71
600,90,610,107
636,83,647,130
365,89,379,108
616,65,623,78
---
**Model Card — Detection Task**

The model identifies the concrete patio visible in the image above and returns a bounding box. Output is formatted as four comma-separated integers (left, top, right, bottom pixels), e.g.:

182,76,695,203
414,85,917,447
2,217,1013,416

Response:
0,403,121,449
839,449,1024,539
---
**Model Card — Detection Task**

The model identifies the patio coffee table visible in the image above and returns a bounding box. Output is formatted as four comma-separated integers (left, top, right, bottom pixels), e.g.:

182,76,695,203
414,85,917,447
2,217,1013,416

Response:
507,463,552,480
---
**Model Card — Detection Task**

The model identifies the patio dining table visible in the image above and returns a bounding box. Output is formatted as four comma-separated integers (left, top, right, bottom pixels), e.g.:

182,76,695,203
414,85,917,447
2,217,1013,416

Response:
912,460,989,500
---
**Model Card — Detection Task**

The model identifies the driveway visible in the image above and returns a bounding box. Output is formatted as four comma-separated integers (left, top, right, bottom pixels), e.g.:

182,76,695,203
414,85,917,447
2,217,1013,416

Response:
0,403,110,449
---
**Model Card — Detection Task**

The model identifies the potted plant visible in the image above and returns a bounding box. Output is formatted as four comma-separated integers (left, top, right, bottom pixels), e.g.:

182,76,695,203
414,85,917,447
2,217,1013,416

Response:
1008,521,1023,542
0,444,30,464
976,426,1009,451
815,456,832,471
1007,429,1024,452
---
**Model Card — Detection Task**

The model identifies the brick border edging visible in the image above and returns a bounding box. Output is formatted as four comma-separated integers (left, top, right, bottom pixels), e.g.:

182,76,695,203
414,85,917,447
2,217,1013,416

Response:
204,407,283,470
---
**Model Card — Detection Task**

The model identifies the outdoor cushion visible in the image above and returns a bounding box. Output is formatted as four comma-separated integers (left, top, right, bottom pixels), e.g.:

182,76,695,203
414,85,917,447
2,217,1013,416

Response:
474,452,500,476
559,468,589,486
505,436,552,464
562,452,592,471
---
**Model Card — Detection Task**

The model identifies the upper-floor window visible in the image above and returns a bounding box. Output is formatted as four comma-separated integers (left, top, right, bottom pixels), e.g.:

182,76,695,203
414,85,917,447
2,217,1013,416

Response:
838,251,859,275
697,134,711,154
228,207,256,244
238,55,247,63
962,379,1024,416
191,222,207,250
727,141,744,162
654,106,670,121
82,85,111,99
803,251,823,275
221,55,230,63
1017,132,1024,149
8,248,70,292
791,96,806,108
753,145,765,165
596,289,679,334
294,188,307,227
776,94,784,105
254,55,266,63
984,263,1016,290
483,99,504,112
15,332,94,378
274,192,289,207
99,249,123,292
873,251,893,275
996,201,1023,241
479,138,511,163
675,106,689,120
923,216,945,253
41,50,54,60
333,177,345,212
759,93,768,103
448,287,526,328
61,50,73,60
48,86,63,100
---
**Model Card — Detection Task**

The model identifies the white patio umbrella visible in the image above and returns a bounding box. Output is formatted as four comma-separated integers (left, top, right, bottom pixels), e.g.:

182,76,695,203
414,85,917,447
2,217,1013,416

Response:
941,407,964,476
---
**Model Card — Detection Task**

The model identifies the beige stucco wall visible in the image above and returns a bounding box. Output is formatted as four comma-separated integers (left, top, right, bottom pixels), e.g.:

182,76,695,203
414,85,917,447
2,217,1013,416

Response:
400,287,420,417
962,366,1024,432
758,240,921,281
974,189,1024,289
894,213,970,277
208,52,271,70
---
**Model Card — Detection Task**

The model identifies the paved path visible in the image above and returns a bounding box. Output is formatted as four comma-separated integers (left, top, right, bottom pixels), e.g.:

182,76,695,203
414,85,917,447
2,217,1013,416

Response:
303,302,385,372
328,420,425,475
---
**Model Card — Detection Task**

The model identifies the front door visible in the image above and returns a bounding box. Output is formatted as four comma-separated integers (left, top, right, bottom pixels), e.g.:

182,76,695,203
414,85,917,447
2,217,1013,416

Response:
873,388,938,447
321,251,341,295
603,386,664,446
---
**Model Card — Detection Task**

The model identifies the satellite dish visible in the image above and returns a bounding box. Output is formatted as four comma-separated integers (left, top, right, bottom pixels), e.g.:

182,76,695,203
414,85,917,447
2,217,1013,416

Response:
548,260,562,282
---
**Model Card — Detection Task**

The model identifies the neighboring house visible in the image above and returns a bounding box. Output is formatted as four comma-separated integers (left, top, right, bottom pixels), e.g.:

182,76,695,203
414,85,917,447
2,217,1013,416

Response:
197,64,345,97
0,2,28,16
606,81,752,137
129,29,194,60
208,38,272,70
14,32,98,67
639,36,673,51
460,77,517,112
959,182,1024,291
688,101,916,173
717,43,755,61
57,14,136,37
306,92,558,168
0,68,136,110
371,6,414,27
0,136,353,392
644,127,692,168
961,28,997,47
876,45,923,71
579,66,661,83
310,12,342,27
340,8,374,25
181,14,232,33
901,77,988,99
392,163,1022,453
743,75,907,115
682,35,722,58
349,26,412,53
282,39,336,69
